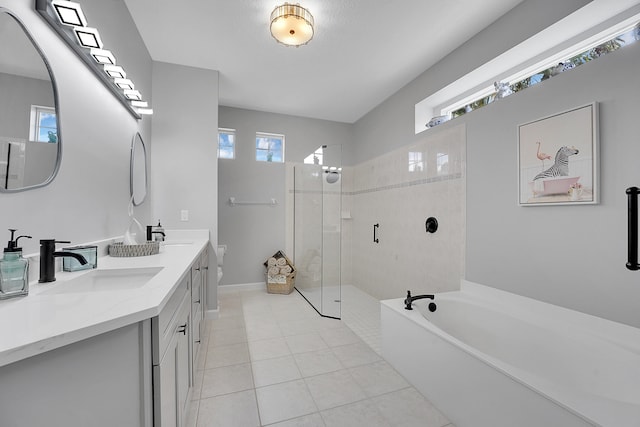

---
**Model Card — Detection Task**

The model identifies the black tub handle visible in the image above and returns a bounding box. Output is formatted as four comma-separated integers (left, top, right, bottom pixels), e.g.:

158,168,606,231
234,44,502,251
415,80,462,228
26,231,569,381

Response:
627,187,640,271
373,223,379,244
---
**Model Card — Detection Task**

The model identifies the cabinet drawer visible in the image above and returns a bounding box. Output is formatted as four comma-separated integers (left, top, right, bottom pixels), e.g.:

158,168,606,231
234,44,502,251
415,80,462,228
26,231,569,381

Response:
152,274,190,365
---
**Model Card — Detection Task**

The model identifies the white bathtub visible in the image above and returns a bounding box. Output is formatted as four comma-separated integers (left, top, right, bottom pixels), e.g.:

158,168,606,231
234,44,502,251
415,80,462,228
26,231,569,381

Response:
381,281,640,427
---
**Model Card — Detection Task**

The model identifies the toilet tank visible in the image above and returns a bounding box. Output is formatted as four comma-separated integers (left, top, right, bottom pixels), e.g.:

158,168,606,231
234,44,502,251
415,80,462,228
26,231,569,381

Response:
216,245,226,266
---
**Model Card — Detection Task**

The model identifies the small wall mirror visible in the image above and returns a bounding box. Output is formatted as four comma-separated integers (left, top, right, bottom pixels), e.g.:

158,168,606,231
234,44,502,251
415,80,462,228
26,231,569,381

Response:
130,132,147,206
0,9,61,192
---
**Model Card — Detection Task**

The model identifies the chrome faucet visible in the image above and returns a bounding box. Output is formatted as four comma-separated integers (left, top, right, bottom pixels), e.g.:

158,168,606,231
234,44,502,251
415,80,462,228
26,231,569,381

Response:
39,239,88,283
404,290,437,312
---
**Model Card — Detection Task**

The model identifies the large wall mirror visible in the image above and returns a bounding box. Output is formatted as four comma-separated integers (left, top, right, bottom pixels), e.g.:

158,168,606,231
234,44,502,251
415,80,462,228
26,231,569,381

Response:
130,132,147,206
0,8,61,192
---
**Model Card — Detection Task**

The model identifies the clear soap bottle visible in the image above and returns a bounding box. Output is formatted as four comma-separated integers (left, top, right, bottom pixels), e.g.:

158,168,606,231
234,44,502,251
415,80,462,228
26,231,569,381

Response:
0,229,32,299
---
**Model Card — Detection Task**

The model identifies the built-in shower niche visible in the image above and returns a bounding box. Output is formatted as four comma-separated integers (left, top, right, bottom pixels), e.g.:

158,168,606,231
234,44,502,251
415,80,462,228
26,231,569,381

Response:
294,144,342,318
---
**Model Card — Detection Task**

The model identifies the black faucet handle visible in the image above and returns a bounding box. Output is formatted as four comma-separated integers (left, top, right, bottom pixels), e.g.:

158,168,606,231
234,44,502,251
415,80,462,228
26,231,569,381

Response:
404,290,413,310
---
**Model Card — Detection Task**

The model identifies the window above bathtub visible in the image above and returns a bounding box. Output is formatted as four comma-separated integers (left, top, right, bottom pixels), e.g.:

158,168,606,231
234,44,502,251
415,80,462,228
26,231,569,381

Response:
414,8,640,134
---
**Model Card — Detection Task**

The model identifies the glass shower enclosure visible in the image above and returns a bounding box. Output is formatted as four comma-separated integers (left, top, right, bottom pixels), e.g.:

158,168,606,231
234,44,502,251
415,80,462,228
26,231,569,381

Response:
294,145,342,318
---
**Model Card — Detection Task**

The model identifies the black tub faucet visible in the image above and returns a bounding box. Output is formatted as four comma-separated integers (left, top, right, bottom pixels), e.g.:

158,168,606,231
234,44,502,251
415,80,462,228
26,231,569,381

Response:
404,290,437,312
39,239,88,283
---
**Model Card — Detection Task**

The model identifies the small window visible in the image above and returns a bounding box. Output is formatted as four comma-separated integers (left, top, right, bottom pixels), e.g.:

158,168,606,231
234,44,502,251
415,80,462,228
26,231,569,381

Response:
256,132,284,163
29,106,57,143
218,128,235,159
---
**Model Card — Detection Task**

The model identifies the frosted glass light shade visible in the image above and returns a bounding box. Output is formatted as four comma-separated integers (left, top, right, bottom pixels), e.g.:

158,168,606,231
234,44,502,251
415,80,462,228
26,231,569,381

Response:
270,3,314,46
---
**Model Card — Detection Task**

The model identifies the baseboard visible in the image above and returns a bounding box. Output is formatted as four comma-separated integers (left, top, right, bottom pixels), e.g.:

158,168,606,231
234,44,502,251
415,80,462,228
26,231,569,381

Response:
218,282,266,293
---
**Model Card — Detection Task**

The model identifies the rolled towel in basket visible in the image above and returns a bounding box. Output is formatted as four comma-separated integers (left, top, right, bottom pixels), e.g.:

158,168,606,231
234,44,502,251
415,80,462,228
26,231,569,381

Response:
276,257,287,266
267,257,277,267
268,266,280,276
280,265,292,274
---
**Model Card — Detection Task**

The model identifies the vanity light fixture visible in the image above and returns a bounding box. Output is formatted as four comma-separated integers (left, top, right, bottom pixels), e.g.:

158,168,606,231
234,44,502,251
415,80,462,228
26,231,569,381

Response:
130,100,148,108
103,64,126,79
270,3,314,47
89,48,116,65
36,0,152,118
51,0,86,27
113,78,135,90
73,26,103,49
124,89,142,101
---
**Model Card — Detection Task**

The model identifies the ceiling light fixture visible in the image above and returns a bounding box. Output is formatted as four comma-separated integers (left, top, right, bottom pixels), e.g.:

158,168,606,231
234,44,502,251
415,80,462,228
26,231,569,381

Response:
270,3,314,47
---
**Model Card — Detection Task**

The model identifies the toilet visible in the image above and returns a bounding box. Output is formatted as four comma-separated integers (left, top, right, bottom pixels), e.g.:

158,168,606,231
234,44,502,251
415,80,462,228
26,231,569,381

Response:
216,245,226,284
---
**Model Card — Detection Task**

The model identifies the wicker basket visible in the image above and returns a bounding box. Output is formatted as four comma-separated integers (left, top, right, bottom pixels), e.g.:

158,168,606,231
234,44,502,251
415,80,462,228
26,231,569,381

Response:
264,250,296,294
109,241,160,257
266,271,296,294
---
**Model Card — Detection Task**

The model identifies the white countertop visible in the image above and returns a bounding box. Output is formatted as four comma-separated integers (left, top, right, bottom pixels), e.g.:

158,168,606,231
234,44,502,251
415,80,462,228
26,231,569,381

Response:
0,230,209,368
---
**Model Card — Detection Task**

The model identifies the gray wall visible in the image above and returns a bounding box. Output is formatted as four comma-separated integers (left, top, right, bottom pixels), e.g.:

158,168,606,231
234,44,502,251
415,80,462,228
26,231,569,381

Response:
465,41,640,328
0,0,152,255
350,0,640,327
352,0,591,164
218,107,353,285
151,62,219,311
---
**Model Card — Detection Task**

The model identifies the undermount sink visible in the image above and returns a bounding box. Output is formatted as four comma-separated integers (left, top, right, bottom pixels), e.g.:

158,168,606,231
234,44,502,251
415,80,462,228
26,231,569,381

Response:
40,267,163,295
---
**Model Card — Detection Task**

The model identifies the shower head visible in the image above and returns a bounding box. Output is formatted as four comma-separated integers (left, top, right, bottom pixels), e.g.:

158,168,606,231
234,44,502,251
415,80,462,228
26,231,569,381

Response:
325,170,340,184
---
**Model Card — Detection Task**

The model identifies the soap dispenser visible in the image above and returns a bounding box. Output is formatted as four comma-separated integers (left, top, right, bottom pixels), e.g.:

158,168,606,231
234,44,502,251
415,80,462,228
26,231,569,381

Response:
0,229,32,299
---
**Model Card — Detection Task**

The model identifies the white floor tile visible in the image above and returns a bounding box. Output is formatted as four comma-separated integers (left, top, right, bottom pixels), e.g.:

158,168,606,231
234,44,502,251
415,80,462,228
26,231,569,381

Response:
252,355,302,388
209,327,247,347
264,412,326,427
210,315,245,331
196,390,260,427
348,361,409,397
200,363,254,399
320,399,390,427
372,387,451,427
205,342,250,369
331,342,381,368
304,369,366,411
249,337,292,361
256,379,318,425
284,332,329,354
317,326,361,347
293,349,343,378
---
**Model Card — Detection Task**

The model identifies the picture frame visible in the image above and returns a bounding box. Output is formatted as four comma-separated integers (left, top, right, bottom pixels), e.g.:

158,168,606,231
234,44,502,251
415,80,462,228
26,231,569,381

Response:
518,103,598,206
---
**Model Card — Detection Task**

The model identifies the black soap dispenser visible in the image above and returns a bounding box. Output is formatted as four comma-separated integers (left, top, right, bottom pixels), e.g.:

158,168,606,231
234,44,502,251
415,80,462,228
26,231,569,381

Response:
0,229,32,299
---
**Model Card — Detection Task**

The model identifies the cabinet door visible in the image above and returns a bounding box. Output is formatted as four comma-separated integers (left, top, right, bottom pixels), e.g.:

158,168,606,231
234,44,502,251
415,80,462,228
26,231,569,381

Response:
154,295,191,427
176,310,190,425
154,330,177,427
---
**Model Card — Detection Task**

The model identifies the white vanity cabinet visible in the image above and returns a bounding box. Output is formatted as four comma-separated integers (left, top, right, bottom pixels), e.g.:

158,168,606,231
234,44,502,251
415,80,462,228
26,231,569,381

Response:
152,272,192,427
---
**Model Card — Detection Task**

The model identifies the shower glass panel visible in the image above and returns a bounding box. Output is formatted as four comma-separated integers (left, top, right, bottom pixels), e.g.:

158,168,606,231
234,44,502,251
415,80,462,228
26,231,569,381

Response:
294,145,341,318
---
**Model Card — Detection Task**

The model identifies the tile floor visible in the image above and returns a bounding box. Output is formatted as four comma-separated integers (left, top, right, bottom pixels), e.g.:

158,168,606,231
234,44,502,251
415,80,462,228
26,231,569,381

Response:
187,288,454,427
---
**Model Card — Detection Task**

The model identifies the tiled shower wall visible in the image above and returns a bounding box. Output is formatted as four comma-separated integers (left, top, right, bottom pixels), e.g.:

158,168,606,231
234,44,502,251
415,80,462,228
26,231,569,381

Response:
347,124,466,300
286,123,465,302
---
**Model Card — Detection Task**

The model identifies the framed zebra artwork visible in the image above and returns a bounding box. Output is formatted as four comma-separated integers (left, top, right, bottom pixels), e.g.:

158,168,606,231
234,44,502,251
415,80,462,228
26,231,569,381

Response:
518,102,599,206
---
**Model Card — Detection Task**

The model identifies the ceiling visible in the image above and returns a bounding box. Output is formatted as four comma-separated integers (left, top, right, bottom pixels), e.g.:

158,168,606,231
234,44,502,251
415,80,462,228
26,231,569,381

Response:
123,0,524,123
